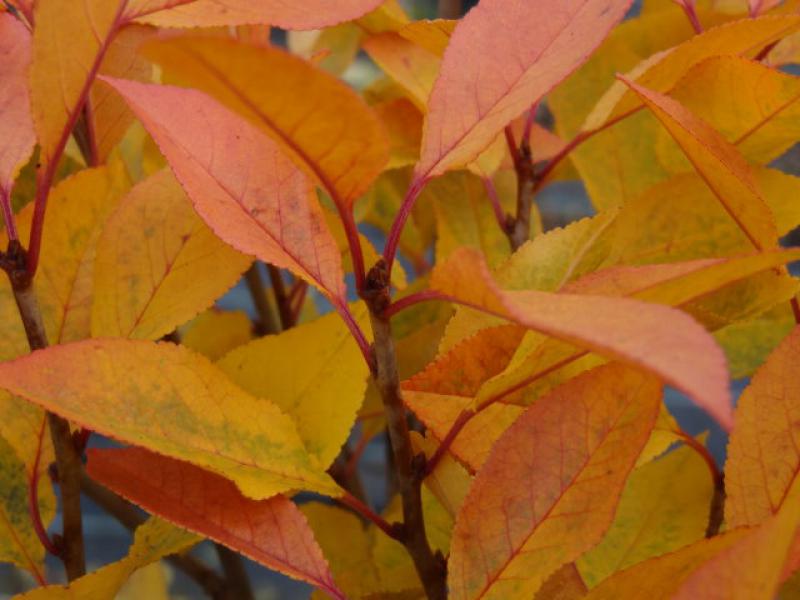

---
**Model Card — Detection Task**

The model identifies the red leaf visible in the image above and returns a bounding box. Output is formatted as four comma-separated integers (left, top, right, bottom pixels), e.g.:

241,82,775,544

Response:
87,447,345,599
416,0,633,180
0,14,34,207
103,77,346,304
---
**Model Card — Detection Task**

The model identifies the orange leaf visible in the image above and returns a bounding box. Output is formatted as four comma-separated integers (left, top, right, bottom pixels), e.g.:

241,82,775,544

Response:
725,324,800,528
129,0,384,29
415,0,633,180
88,447,344,599
431,248,732,429
142,35,388,210
104,77,346,304
0,13,34,204
620,78,778,251
448,364,661,599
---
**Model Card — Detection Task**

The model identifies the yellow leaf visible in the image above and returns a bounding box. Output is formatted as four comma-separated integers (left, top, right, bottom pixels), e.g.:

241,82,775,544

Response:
613,170,800,267
287,23,361,75
2,165,130,346
622,78,778,251
91,169,251,340
577,444,714,587
16,517,199,600
116,562,170,600
362,33,440,110
714,303,795,378
583,529,749,599
372,98,423,169
0,434,49,582
218,309,370,469
429,171,512,269
0,339,339,499
179,309,253,361
143,35,388,210
29,0,122,160
438,210,619,352
92,24,155,162
302,502,380,599
411,430,470,518
586,15,800,129
397,19,457,56
660,56,800,167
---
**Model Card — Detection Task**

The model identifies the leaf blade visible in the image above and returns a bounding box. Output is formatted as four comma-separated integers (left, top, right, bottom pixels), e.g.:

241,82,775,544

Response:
448,364,661,599
0,339,339,499
91,169,252,340
87,447,344,599
431,248,732,429
416,0,633,179
103,77,346,304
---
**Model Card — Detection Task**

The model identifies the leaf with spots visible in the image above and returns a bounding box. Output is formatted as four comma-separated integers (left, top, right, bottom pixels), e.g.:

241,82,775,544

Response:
0,339,339,499
91,169,252,341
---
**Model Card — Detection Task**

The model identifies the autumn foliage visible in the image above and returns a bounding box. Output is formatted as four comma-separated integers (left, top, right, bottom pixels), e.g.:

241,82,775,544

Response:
2,0,800,597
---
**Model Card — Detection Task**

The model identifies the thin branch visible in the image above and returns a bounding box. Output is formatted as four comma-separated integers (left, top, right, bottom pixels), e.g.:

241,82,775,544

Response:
79,471,231,599
288,280,308,324
1,240,86,581
534,108,636,192
423,409,475,478
674,430,724,537
338,491,402,542
214,545,254,600
73,103,99,168
26,2,128,276
385,290,448,319
267,265,293,330
482,176,510,235
792,297,800,325
505,125,537,250
673,0,703,34
437,0,462,18
243,263,278,334
333,300,373,369
383,179,425,278
362,260,447,600
0,190,18,243
28,418,60,561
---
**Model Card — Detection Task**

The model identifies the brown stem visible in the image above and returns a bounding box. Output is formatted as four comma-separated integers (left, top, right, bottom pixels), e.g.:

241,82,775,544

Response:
79,471,231,599
2,240,86,581
267,265,293,330
243,263,278,335
214,544,254,600
506,129,536,250
437,0,462,18
362,260,447,600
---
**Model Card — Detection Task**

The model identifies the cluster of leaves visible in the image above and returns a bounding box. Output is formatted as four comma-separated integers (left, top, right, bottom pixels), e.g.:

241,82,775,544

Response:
2,0,800,597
